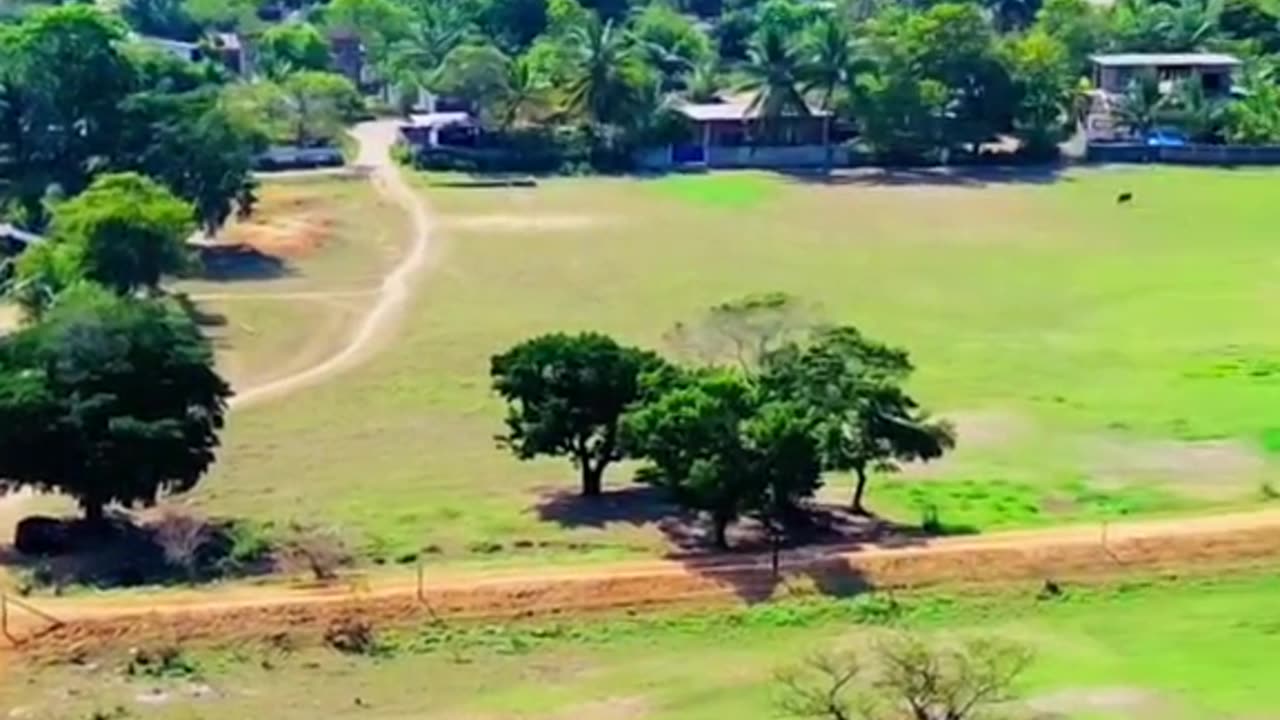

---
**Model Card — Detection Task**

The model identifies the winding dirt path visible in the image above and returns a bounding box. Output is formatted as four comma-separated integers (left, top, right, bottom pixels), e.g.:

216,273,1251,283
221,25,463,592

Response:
228,121,434,411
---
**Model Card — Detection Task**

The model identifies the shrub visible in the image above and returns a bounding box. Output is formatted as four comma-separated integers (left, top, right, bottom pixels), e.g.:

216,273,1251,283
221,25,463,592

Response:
151,508,212,580
324,615,379,655
126,643,199,679
279,524,352,581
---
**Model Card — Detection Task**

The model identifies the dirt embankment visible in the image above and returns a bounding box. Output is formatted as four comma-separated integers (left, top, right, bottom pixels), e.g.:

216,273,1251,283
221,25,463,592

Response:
14,510,1280,660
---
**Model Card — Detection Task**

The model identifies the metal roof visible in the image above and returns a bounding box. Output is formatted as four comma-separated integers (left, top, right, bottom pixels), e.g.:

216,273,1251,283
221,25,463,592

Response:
676,100,829,122
405,112,476,128
1091,53,1241,67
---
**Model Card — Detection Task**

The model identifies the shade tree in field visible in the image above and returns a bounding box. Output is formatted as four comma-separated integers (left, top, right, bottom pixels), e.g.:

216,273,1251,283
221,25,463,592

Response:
760,326,954,514
490,332,670,497
621,369,822,548
497,299,953,541
0,285,231,525
776,634,1033,720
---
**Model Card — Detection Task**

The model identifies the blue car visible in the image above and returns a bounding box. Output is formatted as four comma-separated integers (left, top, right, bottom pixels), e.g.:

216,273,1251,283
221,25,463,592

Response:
1144,128,1190,147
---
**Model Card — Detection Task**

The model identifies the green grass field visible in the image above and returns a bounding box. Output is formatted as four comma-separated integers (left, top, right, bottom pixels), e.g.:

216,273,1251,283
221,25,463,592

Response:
9,571,1280,719
187,166,1280,562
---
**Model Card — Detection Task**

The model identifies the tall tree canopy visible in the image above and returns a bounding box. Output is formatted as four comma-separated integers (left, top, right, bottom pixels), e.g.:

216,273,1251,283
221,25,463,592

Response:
257,22,334,80
0,286,231,524
491,332,669,497
624,369,823,548
760,326,955,513
45,172,194,298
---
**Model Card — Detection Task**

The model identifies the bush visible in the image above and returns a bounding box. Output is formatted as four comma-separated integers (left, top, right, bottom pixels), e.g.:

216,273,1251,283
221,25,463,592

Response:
151,508,212,580
324,615,379,655
279,524,352,581
413,125,641,175
126,643,199,679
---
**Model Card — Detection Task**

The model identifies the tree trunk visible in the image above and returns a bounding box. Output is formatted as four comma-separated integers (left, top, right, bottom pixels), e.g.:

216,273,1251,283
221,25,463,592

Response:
851,466,870,515
82,497,106,530
581,462,603,497
712,513,730,550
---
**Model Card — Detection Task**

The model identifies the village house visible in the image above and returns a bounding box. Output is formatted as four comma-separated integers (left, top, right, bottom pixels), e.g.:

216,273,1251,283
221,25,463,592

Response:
638,97,845,170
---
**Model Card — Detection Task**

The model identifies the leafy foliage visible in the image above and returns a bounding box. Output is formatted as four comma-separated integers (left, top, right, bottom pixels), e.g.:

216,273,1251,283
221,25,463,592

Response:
760,326,954,513
44,172,194,297
0,286,230,523
257,22,333,80
491,333,669,496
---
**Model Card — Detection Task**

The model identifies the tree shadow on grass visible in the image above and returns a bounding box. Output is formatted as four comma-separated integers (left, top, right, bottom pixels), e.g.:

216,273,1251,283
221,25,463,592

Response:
0,511,273,593
535,485,686,530
778,164,1072,188
538,488,952,604
194,243,294,282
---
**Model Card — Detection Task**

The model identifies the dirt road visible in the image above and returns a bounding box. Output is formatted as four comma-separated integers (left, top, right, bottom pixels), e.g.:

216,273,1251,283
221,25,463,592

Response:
228,120,434,410
9,507,1280,656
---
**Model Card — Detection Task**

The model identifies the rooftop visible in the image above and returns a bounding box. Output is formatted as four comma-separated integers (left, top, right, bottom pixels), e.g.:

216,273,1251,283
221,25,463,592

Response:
404,112,476,129
676,99,829,122
1091,53,1242,67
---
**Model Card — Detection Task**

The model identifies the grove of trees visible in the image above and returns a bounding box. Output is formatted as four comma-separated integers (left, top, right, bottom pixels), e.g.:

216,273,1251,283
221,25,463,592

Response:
299,0,1280,167
492,295,954,549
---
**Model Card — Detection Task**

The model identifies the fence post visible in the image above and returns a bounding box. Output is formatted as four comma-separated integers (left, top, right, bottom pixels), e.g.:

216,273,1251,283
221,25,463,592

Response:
416,559,424,603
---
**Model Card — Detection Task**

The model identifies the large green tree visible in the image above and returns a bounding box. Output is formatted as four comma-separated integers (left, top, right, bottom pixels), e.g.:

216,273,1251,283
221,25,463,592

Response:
632,3,713,89
1005,30,1075,157
565,17,655,128
118,90,260,235
224,73,360,146
123,0,200,40
623,370,822,549
0,286,231,525
491,332,668,497
760,326,954,514
257,22,333,80
432,43,516,125
742,24,811,139
46,172,194,297
0,7,134,222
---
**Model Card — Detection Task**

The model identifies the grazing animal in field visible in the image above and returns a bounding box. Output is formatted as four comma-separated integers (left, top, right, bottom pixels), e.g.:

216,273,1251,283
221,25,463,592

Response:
1117,191,1133,204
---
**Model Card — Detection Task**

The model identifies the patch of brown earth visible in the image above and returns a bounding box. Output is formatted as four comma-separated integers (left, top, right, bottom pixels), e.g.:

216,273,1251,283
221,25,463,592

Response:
900,409,1031,479
219,189,337,259
550,697,650,720
1026,686,1174,719
442,214,607,232
1088,437,1265,497
13,509,1280,661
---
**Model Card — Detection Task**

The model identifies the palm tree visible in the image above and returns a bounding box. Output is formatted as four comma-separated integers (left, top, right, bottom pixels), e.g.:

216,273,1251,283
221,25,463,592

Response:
501,56,547,129
802,17,853,170
565,18,648,128
742,25,810,145
684,57,722,103
383,1,470,111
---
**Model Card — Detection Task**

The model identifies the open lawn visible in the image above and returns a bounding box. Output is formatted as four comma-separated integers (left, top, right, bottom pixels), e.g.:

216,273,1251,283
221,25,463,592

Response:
181,165,1280,563
8,571,1280,719
180,174,408,393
